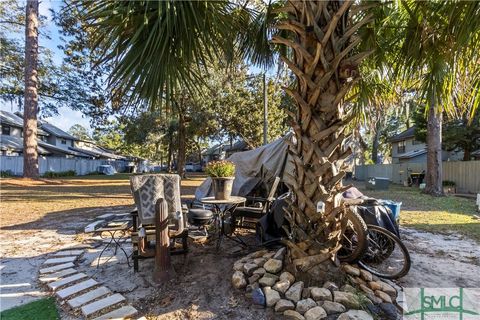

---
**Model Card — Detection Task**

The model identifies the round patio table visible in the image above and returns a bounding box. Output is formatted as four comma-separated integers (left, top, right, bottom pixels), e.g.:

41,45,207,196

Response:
200,196,246,250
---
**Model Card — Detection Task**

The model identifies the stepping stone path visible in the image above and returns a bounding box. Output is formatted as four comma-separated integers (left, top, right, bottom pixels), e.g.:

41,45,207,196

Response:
39,244,141,319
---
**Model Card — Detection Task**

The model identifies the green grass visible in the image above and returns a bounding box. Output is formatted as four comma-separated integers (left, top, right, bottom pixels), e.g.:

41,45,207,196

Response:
0,298,59,320
355,183,480,242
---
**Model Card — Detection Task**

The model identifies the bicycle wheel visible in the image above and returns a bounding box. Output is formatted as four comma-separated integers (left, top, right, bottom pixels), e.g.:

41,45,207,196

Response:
358,225,411,279
338,208,368,263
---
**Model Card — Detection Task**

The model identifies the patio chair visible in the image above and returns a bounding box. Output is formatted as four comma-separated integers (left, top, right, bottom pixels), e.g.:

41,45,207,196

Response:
130,174,189,276
232,176,281,231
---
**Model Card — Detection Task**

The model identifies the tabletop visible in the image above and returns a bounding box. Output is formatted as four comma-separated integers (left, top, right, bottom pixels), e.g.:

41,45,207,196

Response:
200,196,246,205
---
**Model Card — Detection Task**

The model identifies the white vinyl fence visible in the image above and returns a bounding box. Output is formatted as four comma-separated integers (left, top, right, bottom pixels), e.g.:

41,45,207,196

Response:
354,161,480,193
0,156,127,176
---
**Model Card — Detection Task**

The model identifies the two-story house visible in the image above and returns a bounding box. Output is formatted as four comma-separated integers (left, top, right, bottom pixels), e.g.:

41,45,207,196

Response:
390,126,463,164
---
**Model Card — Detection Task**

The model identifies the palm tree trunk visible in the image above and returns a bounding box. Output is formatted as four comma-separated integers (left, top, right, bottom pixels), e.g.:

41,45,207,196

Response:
23,0,39,178
424,104,444,196
274,0,370,283
371,125,381,164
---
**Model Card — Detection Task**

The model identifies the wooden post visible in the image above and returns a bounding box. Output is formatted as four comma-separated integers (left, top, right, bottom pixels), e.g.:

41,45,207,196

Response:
153,198,175,283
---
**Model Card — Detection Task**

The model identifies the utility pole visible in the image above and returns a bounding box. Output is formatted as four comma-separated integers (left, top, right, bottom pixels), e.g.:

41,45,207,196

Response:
263,73,268,145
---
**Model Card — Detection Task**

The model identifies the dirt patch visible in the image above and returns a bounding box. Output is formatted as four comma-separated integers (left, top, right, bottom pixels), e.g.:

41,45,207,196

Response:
397,227,480,289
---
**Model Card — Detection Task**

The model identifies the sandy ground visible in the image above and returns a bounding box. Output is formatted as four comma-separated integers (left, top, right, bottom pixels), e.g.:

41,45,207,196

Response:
1,175,479,317
2,209,480,317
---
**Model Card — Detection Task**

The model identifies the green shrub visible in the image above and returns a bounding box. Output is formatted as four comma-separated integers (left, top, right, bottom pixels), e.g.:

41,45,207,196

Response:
443,180,456,187
204,160,235,177
85,171,100,175
0,170,14,177
43,170,76,178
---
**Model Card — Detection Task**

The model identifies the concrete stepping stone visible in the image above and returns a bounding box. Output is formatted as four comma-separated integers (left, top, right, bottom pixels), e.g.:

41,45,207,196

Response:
92,305,138,320
81,293,125,317
56,279,98,299
43,256,78,265
52,250,85,257
39,268,78,282
39,262,75,274
48,273,87,291
68,286,111,309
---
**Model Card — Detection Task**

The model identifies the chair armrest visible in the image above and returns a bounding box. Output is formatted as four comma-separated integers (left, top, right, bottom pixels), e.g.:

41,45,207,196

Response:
130,208,138,216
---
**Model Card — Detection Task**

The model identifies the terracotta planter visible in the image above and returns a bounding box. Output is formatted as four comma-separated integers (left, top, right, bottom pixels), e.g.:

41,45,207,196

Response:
212,177,234,200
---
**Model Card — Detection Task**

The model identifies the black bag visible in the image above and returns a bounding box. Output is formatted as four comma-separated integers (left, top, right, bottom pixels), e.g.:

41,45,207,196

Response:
355,200,400,237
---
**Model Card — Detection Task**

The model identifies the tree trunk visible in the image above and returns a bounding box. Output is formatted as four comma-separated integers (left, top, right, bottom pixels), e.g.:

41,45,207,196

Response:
424,104,444,196
177,113,186,178
371,126,381,164
167,139,173,172
274,0,369,284
23,0,39,178
152,198,175,283
463,148,471,161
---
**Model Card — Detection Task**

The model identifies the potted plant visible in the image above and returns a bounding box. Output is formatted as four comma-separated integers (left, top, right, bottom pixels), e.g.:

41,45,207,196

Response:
443,180,456,194
205,160,236,200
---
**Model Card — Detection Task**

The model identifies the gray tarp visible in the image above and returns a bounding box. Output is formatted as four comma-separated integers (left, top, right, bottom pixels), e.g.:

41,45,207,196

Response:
195,134,294,200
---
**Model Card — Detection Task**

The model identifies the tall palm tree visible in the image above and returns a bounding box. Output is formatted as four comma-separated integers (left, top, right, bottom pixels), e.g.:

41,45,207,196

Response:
81,0,371,281
394,0,480,196
23,0,39,178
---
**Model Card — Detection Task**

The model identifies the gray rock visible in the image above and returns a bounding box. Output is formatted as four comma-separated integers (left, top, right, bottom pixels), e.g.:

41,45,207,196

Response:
341,284,356,293
337,310,373,320
323,281,338,291
280,271,295,284
264,286,281,307
302,287,311,299
359,284,374,295
250,249,269,258
253,267,266,275
273,279,291,294
375,290,392,303
263,251,276,259
232,271,247,289
321,301,346,314
285,281,304,303
233,262,244,271
304,306,327,320
296,298,317,314
275,299,295,312
264,258,283,274
359,269,373,282
343,265,361,276
253,257,267,266
243,263,258,275
311,287,332,301
273,247,286,260
333,291,361,309
379,281,397,297
284,310,305,320
248,274,261,284
258,273,279,287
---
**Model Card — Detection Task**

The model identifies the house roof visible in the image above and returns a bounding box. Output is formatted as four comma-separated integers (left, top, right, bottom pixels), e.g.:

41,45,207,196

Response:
39,121,78,141
37,140,90,157
224,140,249,153
398,148,427,159
390,126,416,142
0,110,49,136
0,135,50,155
69,145,126,160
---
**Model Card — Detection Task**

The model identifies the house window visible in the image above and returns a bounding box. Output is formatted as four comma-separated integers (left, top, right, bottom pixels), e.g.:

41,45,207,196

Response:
397,141,406,154
61,139,67,144
2,125,11,135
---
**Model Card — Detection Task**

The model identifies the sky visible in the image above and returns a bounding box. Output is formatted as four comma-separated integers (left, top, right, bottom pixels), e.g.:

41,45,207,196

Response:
0,0,92,133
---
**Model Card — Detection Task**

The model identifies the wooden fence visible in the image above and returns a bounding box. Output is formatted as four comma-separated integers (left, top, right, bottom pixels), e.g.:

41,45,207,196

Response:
354,160,480,193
